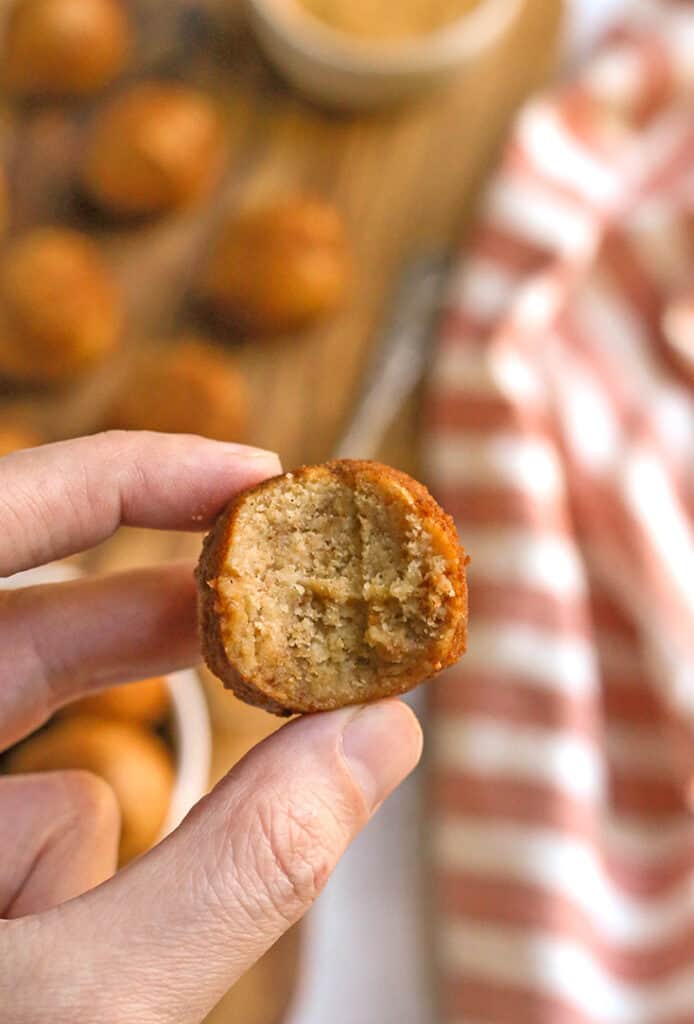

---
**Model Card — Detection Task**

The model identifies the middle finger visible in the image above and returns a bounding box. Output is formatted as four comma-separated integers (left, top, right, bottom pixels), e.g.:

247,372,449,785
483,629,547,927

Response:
0,563,198,750
0,773,120,917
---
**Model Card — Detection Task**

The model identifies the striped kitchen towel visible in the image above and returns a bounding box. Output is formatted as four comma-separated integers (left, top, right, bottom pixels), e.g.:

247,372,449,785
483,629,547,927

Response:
425,3,694,1022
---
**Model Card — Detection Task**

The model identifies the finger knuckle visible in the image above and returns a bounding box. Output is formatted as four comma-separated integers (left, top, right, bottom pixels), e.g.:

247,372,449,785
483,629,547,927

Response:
249,796,332,918
59,770,120,833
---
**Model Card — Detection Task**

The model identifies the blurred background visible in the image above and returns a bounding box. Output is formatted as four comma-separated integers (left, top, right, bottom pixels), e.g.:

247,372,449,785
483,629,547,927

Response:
4,0,688,1022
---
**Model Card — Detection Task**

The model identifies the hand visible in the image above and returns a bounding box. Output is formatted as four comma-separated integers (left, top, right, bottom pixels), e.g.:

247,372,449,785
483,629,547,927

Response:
0,431,422,1024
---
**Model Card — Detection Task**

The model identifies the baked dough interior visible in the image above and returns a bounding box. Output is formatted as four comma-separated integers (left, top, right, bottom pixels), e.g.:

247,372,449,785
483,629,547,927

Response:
212,469,460,708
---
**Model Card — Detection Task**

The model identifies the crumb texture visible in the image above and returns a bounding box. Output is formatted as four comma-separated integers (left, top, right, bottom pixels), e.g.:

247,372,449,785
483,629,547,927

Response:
200,461,467,714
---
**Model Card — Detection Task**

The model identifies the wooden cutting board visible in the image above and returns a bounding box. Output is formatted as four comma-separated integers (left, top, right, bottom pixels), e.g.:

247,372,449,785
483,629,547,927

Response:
0,1,560,1020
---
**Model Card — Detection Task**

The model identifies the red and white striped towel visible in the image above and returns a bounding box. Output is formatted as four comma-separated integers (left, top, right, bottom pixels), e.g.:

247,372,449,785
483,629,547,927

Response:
425,3,694,1022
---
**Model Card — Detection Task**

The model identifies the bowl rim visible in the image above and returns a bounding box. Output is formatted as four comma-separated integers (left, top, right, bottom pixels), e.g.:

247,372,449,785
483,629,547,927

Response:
160,666,212,837
247,0,524,73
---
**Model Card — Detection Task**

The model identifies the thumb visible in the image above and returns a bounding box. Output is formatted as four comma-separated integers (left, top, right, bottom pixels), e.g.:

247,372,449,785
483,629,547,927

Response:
30,700,422,1024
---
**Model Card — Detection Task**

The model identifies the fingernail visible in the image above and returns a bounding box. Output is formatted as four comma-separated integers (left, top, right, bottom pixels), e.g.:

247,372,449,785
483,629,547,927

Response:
244,449,282,463
224,444,283,474
341,702,423,813
224,443,281,462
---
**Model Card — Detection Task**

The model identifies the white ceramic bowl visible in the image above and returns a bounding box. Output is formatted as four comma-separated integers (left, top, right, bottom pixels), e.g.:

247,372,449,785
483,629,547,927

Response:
245,0,523,109
159,666,211,838
1,562,212,842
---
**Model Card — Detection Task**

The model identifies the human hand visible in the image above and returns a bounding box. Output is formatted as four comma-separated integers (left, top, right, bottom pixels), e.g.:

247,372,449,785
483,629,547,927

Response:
0,431,422,1023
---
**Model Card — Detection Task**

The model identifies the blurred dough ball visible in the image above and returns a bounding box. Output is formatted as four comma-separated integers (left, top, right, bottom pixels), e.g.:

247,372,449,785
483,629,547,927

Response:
61,676,169,725
8,715,174,865
0,227,121,384
105,339,248,441
81,82,225,217
197,195,349,335
3,0,131,98
0,422,42,456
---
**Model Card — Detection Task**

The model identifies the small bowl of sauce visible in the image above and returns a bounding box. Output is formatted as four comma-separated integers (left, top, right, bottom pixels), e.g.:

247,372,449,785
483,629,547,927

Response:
246,0,523,109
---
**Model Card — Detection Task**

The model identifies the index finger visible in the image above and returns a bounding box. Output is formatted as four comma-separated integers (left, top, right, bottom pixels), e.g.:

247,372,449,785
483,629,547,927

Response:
0,431,281,576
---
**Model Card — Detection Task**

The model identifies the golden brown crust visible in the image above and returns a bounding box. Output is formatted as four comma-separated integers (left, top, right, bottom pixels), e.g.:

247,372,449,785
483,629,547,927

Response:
197,498,294,716
81,83,224,216
196,459,467,716
0,227,122,384
197,196,349,335
104,338,248,441
4,0,131,98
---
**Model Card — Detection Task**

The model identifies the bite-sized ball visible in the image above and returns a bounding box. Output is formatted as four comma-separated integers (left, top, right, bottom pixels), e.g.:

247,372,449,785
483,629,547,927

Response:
7,715,174,864
0,227,121,384
81,82,225,217
197,460,468,716
104,338,248,441
197,195,350,335
3,0,131,98
61,676,170,724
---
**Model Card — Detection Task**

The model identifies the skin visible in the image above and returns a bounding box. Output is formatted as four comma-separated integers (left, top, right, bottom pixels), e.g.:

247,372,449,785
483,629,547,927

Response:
0,430,422,1024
